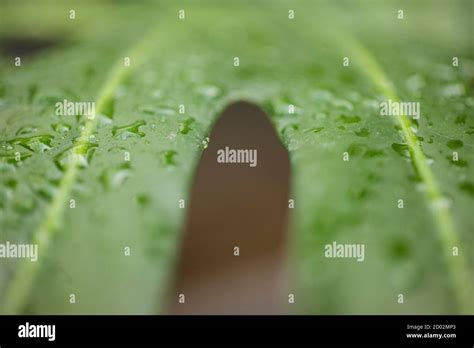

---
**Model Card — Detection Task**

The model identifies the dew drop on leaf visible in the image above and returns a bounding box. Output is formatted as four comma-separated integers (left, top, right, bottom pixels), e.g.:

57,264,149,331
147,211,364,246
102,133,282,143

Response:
441,83,465,98
200,137,210,149
458,181,474,197
355,128,370,137
54,143,98,170
112,120,146,139
134,192,151,207
339,115,361,124
8,134,54,153
139,105,175,116
347,143,367,156
304,127,324,134
15,125,38,136
178,117,195,135
162,150,177,166
197,85,221,99
100,163,132,189
52,123,71,133
391,143,411,160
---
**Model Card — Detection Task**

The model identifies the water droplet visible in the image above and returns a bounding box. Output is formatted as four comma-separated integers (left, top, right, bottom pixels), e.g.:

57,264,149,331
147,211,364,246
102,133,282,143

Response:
355,128,370,137
315,113,327,121
5,178,16,189
455,115,466,125
367,172,381,183
97,115,113,127
441,84,465,98
7,135,54,153
73,132,97,144
54,143,97,170
115,85,127,98
139,105,175,116
286,138,300,152
98,95,115,118
448,157,468,167
0,160,17,173
347,143,367,156
52,123,71,134
15,125,38,136
459,181,474,197
27,84,38,104
435,65,455,81
107,145,127,153
362,99,379,110
466,97,474,107
415,183,427,192
0,152,32,165
198,85,221,99
348,187,371,200
100,163,132,189
311,89,333,101
89,134,97,142
151,89,162,99
162,150,177,166
201,137,210,149
364,148,385,158
134,192,151,206
446,139,463,149
304,127,324,134
178,117,195,134
390,240,410,259
409,171,423,182
333,98,353,110
13,193,36,213
280,123,299,136
431,197,451,210
30,177,58,201
405,74,425,92
112,120,146,139
389,260,419,290
347,91,361,102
